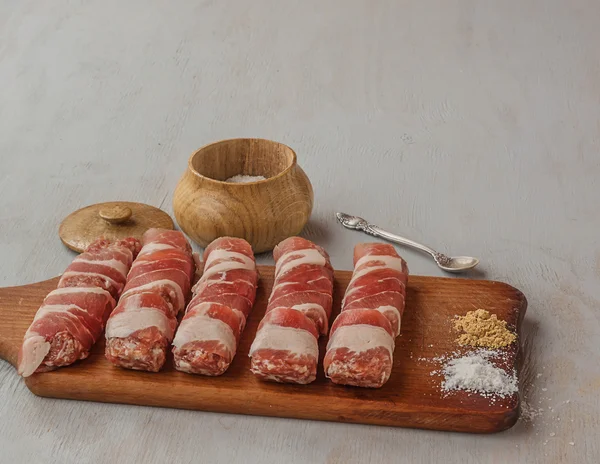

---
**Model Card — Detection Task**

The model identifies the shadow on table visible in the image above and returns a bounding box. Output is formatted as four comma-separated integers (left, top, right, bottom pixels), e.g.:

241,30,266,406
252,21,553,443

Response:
504,315,542,437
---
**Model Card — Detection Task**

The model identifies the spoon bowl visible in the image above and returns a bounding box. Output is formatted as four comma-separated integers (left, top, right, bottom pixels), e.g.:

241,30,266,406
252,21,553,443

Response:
437,256,480,273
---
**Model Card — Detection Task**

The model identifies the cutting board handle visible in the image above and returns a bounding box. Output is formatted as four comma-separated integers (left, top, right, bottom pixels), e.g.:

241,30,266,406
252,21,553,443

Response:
0,297,20,367
0,342,18,366
0,278,59,367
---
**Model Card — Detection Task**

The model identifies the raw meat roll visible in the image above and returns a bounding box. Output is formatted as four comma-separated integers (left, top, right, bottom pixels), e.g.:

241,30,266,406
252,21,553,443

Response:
17,238,140,377
324,243,408,388
105,229,194,372
324,309,395,388
250,237,334,384
249,307,319,384
172,237,258,375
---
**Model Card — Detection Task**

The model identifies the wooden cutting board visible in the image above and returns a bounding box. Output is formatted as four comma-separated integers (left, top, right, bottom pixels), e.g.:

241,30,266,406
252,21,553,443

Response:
0,266,527,433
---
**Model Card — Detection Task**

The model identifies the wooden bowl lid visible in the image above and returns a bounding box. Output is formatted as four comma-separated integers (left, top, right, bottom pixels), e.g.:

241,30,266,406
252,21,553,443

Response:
59,201,174,253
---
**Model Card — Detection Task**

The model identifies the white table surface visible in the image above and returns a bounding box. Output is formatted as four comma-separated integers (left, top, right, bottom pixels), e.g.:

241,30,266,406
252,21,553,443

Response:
1,1,599,463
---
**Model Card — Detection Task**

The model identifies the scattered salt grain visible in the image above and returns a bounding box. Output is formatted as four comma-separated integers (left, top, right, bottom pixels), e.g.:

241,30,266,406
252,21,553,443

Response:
440,350,517,398
569,442,575,446
521,402,544,422
549,432,556,437
542,388,548,392
225,174,266,183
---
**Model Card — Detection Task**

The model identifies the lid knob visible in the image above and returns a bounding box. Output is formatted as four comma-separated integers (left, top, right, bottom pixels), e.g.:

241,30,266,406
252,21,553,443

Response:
98,204,133,224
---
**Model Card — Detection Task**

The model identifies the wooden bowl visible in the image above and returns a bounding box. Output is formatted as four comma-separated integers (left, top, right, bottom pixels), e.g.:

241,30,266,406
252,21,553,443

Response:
173,138,313,253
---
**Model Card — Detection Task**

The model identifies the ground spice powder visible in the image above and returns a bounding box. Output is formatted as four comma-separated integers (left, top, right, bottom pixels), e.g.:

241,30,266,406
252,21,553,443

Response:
454,309,516,348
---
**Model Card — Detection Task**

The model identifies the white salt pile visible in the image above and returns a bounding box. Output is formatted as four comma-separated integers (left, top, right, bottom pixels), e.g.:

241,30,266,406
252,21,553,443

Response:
440,350,518,398
225,174,266,183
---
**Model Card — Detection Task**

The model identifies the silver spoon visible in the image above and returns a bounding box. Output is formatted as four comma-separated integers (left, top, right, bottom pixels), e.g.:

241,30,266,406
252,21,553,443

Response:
336,212,479,273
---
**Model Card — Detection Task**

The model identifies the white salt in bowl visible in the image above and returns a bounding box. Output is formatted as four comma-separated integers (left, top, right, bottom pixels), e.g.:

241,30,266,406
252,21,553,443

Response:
172,138,314,253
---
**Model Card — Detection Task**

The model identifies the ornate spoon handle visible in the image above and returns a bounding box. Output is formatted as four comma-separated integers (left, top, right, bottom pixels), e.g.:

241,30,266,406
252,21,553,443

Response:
336,212,452,266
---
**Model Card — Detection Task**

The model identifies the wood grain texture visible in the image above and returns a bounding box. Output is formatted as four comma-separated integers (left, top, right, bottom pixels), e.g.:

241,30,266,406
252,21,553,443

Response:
1,0,599,462
0,266,526,433
173,139,313,253
58,201,174,252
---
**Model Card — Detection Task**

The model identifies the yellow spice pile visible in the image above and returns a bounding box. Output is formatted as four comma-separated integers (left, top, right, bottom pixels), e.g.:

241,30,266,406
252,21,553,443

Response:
454,309,516,348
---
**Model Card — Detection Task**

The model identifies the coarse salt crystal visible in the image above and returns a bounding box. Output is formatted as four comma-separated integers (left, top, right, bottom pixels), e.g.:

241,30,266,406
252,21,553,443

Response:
225,174,267,183
440,350,517,398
